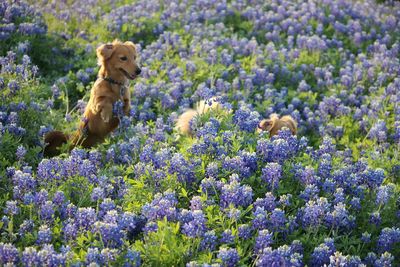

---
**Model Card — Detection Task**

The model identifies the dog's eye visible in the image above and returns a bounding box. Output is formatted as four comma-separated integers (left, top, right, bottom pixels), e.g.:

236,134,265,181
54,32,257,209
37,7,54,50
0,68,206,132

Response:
120,56,127,61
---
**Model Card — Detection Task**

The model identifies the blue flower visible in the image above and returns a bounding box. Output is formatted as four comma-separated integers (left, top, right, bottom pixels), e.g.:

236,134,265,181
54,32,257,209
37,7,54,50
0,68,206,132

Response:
217,247,240,267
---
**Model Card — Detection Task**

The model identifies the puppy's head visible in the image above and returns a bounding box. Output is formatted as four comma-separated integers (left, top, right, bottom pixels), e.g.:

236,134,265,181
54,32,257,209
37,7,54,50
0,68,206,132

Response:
257,118,277,134
97,40,141,80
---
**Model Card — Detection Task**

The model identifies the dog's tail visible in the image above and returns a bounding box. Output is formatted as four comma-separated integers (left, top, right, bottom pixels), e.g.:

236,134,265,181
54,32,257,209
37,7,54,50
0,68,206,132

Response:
43,130,70,157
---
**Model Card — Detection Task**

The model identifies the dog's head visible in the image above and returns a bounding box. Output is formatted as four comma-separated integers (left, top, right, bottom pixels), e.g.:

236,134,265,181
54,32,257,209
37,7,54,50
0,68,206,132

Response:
257,118,276,134
97,40,141,80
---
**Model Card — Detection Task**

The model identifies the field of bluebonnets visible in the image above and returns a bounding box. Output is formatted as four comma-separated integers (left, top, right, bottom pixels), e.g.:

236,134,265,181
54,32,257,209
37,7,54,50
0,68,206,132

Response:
0,0,400,266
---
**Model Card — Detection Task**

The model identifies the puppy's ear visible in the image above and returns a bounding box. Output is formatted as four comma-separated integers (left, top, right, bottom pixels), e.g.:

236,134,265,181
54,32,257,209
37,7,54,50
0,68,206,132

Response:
96,43,114,63
124,41,136,51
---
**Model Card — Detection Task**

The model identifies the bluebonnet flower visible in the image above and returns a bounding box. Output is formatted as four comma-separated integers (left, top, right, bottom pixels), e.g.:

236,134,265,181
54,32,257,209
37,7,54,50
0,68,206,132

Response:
374,252,394,266
368,120,387,142
254,192,276,212
220,174,253,209
22,247,40,266
225,207,241,220
4,200,19,215
75,207,97,231
37,225,52,245
238,224,251,240
142,190,178,222
349,197,361,211
261,163,282,190
16,145,26,160
182,210,207,238
256,245,303,267
300,197,330,228
376,184,395,205
233,105,260,132
297,166,319,186
327,252,362,267
333,188,345,204
220,229,234,244
19,219,34,237
361,232,371,243
299,184,320,201
86,247,102,265
222,155,251,178
190,196,203,211
361,168,385,189
0,243,19,265
200,230,217,251
269,208,287,232
310,238,335,267
377,227,400,253
254,229,273,254
63,221,77,241
39,201,54,222
206,162,219,178
369,211,381,226
52,191,65,206
325,203,355,230
217,247,240,267
252,207,268,230
100,248,119,265
124,249,141,267
169,153,196,184
91,187,105,202
93,220,123,248
99,198,116,217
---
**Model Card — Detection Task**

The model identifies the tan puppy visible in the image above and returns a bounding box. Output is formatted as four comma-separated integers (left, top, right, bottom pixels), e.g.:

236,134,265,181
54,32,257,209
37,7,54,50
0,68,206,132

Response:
175,98,224,136
44,40,141,157
257,114,297,136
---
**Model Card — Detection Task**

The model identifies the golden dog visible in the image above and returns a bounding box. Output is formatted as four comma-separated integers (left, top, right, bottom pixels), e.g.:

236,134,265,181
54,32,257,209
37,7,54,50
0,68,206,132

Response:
44,40,140,157
257,113,297,136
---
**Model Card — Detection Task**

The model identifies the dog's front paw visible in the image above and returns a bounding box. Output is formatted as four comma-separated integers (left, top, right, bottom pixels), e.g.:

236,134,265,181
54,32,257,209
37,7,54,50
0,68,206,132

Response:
100,107,112,123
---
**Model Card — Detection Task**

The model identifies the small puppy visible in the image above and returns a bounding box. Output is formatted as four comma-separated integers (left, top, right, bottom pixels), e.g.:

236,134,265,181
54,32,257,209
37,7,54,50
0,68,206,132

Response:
175,98,224,136
257,114,297,136
44,40,141,157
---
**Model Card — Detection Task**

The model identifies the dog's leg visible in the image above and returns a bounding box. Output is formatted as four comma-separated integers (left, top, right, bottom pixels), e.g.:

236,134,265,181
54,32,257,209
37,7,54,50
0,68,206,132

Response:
123,90,131,116
93,96,113,123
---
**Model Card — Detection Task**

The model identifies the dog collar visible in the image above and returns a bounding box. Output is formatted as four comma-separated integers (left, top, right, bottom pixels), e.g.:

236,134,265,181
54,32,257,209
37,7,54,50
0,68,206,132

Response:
102,77,125,86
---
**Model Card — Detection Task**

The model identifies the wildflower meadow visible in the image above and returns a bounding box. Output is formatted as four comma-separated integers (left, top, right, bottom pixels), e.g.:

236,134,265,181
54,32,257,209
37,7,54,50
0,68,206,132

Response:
0,0,399,266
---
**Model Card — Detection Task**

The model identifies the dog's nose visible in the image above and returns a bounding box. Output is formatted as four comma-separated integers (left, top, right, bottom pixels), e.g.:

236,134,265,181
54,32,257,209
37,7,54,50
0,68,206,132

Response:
136,68,141,75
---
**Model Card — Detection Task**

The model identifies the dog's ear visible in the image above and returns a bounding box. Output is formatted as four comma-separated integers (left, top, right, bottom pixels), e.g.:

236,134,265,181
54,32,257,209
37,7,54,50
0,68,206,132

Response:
124,41,136,51
96,43,114,63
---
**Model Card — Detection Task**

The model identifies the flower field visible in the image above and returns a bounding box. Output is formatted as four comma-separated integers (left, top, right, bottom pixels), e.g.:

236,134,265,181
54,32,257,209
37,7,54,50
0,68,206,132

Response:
1,0,400,266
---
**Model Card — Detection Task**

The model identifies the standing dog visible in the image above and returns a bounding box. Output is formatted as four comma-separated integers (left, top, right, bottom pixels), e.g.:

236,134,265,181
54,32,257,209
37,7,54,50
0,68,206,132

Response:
44,40,141,157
